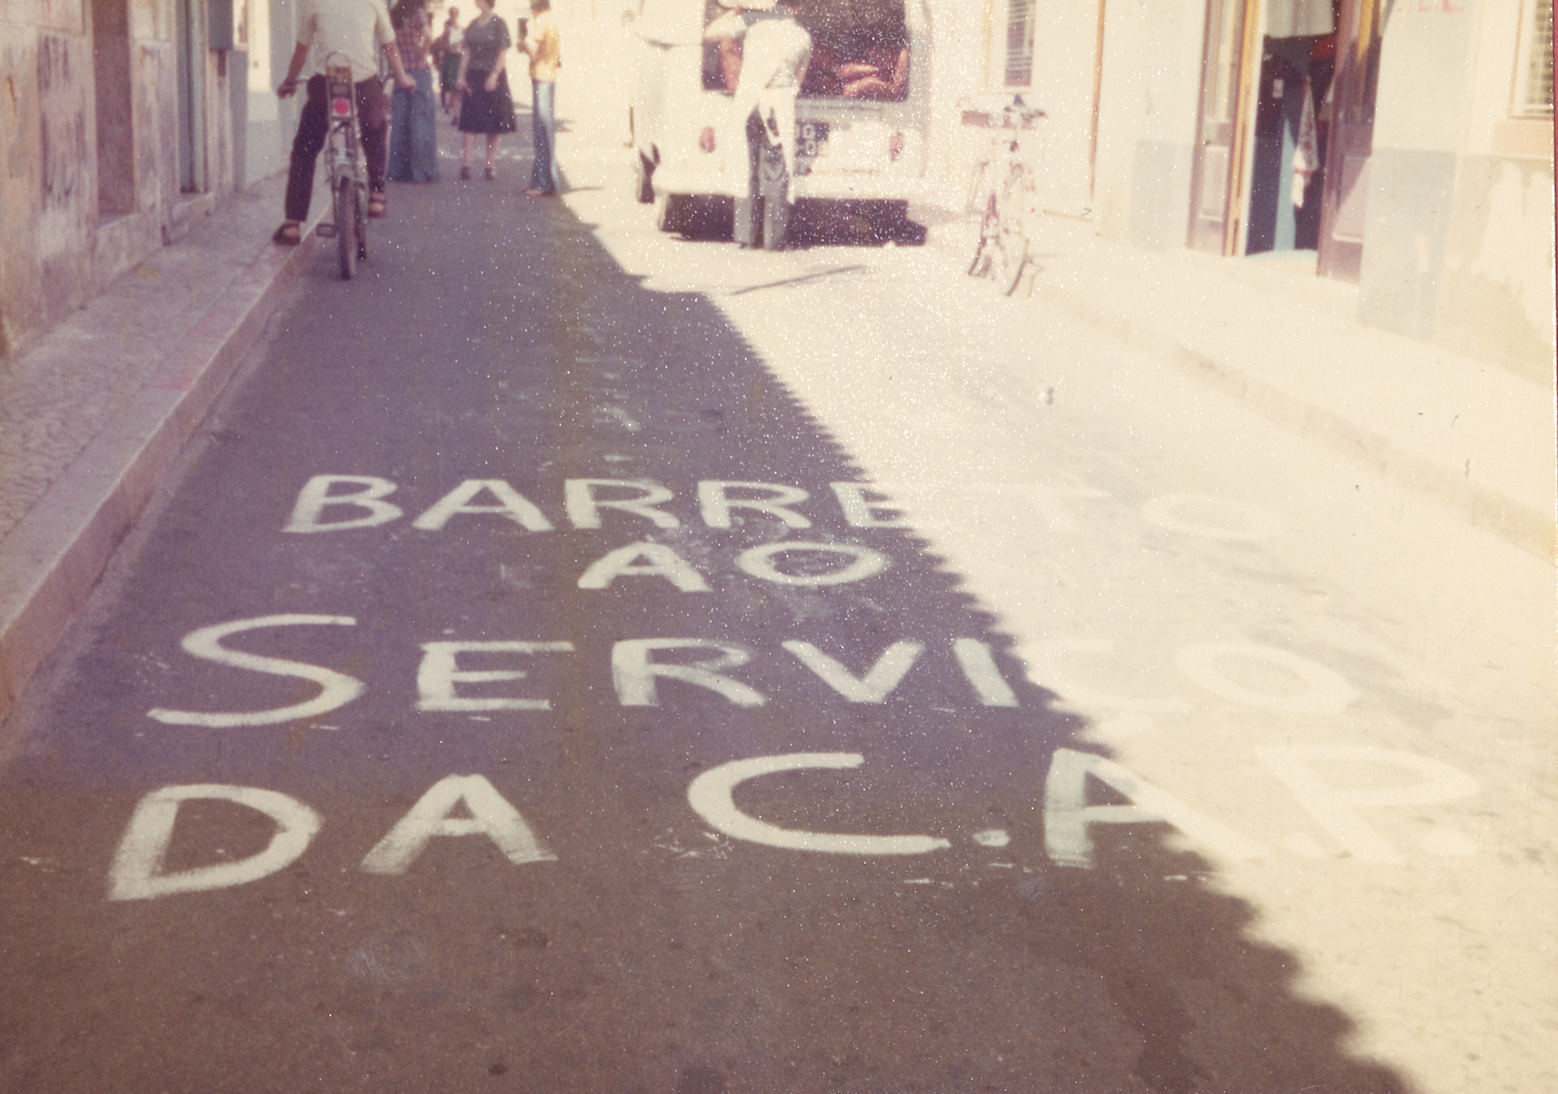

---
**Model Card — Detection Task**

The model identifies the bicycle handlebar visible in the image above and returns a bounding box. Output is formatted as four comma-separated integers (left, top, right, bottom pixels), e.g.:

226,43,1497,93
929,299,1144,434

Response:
958,96,1047,130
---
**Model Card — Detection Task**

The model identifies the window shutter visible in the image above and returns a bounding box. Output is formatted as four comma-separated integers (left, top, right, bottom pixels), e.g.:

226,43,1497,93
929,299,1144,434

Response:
1004,0,1035,87
1513,0,1553,118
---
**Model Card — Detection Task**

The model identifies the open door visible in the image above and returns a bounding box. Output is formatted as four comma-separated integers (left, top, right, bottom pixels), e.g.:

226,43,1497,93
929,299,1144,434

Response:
1315,0,1381,281
1188,0,1259,253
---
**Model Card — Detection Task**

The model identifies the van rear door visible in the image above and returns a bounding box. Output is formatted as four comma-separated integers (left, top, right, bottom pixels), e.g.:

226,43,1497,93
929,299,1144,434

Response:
791,0,931,200
694,0,931,201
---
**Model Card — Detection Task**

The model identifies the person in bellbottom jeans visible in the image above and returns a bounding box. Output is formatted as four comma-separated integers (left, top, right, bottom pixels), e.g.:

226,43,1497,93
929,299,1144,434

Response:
520,0,563,196
273,0,417,244
387,0,439,183
704,0,811,249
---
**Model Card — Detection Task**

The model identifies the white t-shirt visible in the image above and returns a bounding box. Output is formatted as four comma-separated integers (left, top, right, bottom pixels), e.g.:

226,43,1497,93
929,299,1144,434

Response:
732,12,811,122
733,13,810,91
297,0,395,80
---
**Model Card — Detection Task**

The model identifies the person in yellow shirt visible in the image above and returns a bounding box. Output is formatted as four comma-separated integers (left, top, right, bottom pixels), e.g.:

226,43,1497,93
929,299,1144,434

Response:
520,0,563,196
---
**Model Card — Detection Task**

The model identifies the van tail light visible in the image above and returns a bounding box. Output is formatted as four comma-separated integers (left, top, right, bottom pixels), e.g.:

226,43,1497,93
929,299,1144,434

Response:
888,131,904,161
699,127,716,153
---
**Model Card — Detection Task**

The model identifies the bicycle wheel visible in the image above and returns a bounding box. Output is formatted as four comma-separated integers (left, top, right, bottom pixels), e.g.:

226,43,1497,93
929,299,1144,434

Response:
966,161,994,276
335,176,358,280
965,158,993,218
991,165,1028,295
355,181,368,262
969,191,997,277
968,212,992,276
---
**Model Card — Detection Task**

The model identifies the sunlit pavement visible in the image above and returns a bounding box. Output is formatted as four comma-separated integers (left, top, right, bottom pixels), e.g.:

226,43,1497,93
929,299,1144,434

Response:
559,135,1556,1094
0,91,1551,1094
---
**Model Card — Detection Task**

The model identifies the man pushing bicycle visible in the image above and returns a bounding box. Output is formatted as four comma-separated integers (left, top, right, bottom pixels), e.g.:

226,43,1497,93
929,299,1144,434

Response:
273,0,417,245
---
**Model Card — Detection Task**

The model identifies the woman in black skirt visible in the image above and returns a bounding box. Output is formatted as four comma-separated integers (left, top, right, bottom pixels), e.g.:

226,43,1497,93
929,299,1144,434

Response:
454,0,516,179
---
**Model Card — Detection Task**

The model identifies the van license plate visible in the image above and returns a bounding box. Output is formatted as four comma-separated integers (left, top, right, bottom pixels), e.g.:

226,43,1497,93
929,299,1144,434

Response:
796,121,829,174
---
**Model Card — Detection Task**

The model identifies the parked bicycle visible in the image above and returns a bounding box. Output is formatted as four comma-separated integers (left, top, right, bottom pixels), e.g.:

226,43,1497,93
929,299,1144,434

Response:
314,53,369,280
963,96,1046,295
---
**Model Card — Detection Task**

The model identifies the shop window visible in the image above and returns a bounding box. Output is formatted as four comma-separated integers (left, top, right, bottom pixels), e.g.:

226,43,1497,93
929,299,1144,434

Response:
175,0,207,192
1511,0,1553,117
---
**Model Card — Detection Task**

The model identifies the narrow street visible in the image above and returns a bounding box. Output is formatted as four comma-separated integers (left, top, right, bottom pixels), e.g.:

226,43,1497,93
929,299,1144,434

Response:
0,114,1551,1094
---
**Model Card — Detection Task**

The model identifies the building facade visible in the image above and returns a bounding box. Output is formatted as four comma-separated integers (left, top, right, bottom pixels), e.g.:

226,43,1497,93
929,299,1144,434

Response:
964,0,1555,379
5,0,1553,378
0,0,299,364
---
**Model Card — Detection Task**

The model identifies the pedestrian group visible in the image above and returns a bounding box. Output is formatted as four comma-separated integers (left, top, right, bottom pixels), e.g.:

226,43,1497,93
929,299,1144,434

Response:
274,0,564,246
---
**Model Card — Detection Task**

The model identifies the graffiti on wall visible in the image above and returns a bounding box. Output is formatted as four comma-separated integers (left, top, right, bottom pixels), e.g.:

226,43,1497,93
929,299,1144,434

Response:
37,35,87,214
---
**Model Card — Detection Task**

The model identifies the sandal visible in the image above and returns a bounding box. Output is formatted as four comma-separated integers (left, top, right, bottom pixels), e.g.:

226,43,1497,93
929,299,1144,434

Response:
459,166,472,180
368,193,388,218
484,166,496,180
271,221,301,245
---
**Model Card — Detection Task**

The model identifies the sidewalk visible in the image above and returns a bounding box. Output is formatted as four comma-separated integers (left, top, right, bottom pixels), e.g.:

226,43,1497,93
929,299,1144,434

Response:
915,203,1556,565
0,173,325,727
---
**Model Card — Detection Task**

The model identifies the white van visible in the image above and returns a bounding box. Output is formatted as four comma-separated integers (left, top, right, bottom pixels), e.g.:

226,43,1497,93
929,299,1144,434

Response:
625,0,931,231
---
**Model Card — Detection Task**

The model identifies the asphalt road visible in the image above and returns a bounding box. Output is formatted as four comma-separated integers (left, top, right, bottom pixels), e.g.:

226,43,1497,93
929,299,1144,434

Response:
0,122,1550,1094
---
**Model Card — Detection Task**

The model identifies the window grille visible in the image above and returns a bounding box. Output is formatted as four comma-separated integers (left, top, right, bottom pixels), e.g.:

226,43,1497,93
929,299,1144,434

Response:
1004,0,1036,87
1512,0,1553,117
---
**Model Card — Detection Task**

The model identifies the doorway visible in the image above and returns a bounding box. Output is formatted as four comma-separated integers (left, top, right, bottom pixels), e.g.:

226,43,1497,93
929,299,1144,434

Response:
1188,0,1375,280
175,0,207,194
1314,0,1382,280
92,0,136,219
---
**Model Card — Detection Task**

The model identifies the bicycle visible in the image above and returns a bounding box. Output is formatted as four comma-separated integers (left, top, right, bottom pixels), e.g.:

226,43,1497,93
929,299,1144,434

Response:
963,96,1046,295
313,53,368,280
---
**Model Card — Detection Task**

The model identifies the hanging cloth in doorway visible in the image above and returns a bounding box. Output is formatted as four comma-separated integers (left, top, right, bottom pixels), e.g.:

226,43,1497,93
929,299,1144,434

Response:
1291,78,1318,207
1267,0,1334,37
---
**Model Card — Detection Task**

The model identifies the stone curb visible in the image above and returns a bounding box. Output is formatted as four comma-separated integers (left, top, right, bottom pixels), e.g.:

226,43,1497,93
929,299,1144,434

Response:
918,212,1554,564
1037,283,1555,562
0,220,324,730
